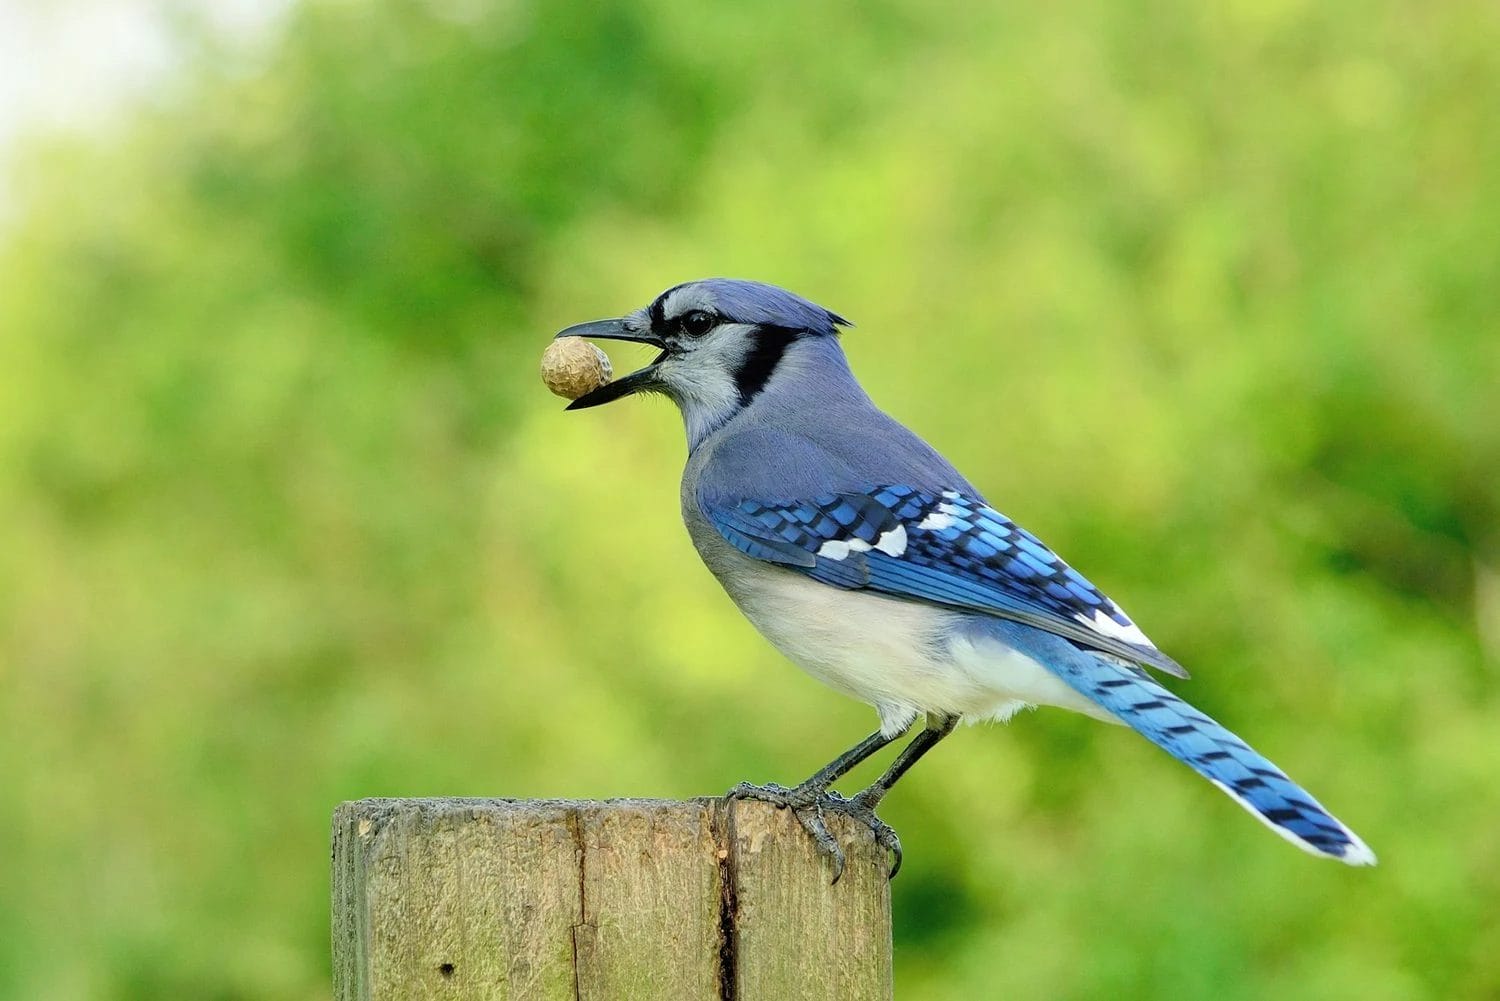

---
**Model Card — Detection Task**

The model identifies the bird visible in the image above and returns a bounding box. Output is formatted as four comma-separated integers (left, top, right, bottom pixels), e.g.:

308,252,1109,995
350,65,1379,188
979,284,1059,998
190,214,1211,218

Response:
555,278,1375,879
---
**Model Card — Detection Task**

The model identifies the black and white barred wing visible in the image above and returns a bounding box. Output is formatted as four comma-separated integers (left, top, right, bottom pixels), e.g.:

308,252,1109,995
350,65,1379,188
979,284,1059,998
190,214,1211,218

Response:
706,484,1186,678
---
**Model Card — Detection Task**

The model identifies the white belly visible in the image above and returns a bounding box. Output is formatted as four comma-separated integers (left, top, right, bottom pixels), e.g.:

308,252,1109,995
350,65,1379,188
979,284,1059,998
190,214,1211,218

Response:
699,538,1113,735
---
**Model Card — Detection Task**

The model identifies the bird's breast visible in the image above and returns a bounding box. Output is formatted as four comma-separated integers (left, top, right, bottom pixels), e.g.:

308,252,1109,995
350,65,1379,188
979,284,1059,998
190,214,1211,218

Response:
683,507,1115,730
685,516,999,732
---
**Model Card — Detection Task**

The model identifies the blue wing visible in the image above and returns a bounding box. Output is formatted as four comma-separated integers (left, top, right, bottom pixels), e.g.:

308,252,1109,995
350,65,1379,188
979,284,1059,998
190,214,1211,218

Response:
706,484,1187,678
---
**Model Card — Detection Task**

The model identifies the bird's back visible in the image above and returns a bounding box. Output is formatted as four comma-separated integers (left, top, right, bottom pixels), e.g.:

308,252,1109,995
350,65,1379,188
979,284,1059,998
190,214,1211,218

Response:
683,335,977,508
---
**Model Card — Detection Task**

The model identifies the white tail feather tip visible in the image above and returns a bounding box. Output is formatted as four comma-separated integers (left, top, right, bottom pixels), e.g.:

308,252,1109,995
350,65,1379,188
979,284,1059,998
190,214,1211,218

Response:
1210,779,1377,866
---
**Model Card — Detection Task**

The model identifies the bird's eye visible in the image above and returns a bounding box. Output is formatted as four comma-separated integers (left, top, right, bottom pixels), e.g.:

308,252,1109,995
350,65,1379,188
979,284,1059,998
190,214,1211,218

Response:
679,310,716,337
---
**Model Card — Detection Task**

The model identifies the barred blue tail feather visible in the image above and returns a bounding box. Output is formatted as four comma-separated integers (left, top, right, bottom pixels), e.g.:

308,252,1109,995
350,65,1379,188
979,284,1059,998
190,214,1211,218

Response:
1050,650,1377,865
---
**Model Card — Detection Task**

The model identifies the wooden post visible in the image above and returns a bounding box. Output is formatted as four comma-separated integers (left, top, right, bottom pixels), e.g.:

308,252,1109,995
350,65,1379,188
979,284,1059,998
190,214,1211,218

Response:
332,797,893,1000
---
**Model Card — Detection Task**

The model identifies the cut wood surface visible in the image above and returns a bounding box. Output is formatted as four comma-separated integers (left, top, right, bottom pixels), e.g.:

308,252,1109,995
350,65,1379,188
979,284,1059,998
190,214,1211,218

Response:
332,797,893,1000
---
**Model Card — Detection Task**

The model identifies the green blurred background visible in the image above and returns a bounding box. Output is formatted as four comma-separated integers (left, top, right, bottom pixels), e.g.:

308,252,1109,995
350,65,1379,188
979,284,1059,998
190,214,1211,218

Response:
2,0,1497,997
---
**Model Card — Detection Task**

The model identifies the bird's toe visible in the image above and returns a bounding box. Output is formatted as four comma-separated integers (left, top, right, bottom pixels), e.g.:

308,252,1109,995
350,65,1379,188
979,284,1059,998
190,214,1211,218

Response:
828,791,903,880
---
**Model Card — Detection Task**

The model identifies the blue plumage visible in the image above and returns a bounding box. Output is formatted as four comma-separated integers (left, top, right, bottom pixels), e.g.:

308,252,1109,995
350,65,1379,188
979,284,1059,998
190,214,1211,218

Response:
999,624,1374,863
651,278,851,337
558,278,1376,871
707,486,1188,678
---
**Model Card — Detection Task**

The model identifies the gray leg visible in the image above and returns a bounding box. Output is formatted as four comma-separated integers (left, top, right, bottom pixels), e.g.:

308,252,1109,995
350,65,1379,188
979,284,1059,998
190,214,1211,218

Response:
730,726,901,806
731,714,961,883
855,712,961,810
729,723,911,881
833,713,961,880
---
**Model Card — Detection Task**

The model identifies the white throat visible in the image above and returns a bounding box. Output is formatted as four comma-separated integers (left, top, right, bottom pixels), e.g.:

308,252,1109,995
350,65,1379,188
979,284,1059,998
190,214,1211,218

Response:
657,323,758,449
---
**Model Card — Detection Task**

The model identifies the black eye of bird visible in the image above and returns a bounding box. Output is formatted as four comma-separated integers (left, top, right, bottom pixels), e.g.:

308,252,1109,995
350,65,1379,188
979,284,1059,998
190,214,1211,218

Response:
679,310,716,337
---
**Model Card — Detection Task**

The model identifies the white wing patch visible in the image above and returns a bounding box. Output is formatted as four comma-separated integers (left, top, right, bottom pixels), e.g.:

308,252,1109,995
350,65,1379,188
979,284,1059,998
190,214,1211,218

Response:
1077,608,1153,647
817,537,873,561
916,511,955,531
817,539,851,560
917,502,964,532
818,528,906,560
874,525,907,557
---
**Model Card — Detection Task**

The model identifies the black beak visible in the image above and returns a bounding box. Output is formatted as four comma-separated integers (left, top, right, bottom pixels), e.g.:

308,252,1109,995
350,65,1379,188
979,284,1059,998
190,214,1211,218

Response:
555,315,666,408
553,317,668,410
553,317,662,347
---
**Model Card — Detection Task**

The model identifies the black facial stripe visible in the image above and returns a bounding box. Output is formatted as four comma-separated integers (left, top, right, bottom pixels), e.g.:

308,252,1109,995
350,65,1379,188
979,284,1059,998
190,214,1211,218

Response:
734,326,800,407
649,282,689,333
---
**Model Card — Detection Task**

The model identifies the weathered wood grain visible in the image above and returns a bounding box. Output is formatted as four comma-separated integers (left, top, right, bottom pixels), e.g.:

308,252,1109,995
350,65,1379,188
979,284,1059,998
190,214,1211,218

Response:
726,800,893,1000
332,797,892,1000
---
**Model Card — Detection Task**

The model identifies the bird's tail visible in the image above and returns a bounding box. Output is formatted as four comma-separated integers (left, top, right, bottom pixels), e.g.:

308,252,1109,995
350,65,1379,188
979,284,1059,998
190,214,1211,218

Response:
1050,651,1376,865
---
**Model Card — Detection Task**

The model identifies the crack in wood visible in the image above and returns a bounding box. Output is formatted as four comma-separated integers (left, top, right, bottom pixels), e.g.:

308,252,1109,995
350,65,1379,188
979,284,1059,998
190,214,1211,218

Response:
567,808,588,1001
713,799,739,1001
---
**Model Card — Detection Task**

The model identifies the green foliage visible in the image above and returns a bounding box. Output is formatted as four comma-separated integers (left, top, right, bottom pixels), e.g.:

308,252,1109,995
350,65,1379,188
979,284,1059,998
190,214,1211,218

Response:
2,0,1498,997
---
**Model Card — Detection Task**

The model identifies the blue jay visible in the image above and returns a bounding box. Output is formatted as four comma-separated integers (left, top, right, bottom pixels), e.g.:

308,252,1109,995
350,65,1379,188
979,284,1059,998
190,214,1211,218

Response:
556,278,1375,878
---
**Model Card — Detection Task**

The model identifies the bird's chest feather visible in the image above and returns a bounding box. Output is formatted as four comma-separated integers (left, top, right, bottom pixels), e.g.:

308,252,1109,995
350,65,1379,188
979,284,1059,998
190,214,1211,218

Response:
685,516,983,726
684,506,1114,730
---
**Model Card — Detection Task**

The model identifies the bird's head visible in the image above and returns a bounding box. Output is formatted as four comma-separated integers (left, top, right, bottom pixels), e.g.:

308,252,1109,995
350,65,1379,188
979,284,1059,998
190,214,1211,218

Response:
555,278,850,437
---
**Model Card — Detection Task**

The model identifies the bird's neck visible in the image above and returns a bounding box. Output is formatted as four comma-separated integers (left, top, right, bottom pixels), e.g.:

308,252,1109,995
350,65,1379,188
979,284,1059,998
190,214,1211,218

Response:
682,335,870,453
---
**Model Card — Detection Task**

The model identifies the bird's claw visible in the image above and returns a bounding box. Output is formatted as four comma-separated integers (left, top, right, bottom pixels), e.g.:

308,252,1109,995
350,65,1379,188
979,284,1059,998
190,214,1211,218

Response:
728,782,902,882
829,790,903,881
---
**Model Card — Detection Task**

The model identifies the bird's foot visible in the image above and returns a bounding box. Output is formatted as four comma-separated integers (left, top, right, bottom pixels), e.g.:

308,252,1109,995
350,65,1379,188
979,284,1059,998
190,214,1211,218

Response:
729,780,849,878
825,790,903,881
728,780,822,810
728,782,902,883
